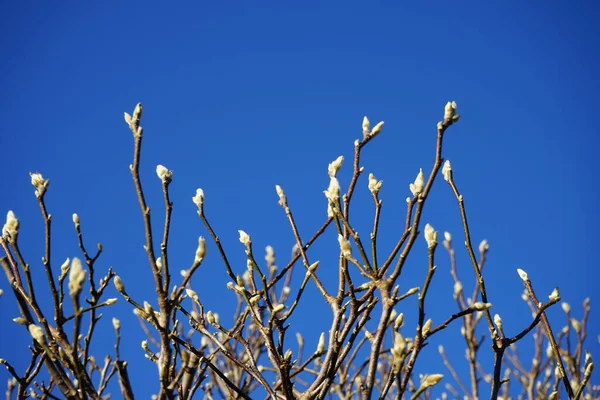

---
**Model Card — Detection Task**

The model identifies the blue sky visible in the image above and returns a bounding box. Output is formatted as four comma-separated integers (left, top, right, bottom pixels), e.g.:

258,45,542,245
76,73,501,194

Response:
1,1,598,398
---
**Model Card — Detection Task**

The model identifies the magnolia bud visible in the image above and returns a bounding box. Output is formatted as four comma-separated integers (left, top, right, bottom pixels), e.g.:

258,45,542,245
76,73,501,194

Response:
442,160,452,182
238,230,251,246
192,189,204,207
409,169,425,196
424,224,438,248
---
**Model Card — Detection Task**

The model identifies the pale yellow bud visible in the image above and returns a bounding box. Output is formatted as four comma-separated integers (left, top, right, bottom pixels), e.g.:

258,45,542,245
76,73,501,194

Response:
472,302,492,311
112,317,120,330
2,211,19,241
28,324,45,344
206,311,216,325
275,185,286,205
114,276,125,293
479,239,489,254
296,332,304,348
368,173,383,195
423,319,432,335
517,268,528,281
143,301,154,315
370,121,384,137
324,176,341,202
444,101,458,121
72,213,80,225
238,230,251,246
494,314,503,330
337,234,352,257
420,373,443,389
195,237,206,263
156,165,172,183
561,302,571,313
453,281,463,298
548,287,560,302
265,245,275,264
442,160,452,182
186,289,199,303
105,298,117,306
68,257,86,297
424,223,438,248
29,172,48,194
316,332,326,353
362,116,370,136
327,156,344,178
192,189,204,207
272,303,286,314
391,332,406,358
394,313,404,330
409,169,425,196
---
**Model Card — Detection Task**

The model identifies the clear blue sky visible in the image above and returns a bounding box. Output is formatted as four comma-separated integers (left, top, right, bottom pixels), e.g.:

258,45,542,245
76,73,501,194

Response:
1,1,598,398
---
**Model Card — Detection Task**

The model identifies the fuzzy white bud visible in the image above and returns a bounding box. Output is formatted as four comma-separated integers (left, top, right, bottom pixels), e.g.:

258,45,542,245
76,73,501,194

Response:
422,319,432,335
28,324,46,344
156,165,172,183
105,298,118,306
327,156,344,178
68,257,86,297
337,234,352,257
517,268,528,281
362,116,370,137
316,332,326,353
391,332,406,358
113,276,125,293
238,230,251,246
370,121,384,137
409,169,425,196
192,189,204,207
548,287,560,302
472,302,492,311
368,173,383,195
186,289,199,303
442,160,452,182
206,311,216,325
195,237,206,263
394,313,404,330
479,239,489,254
453,281,463,298
265,245,275,265
424,224,438,248
494,314,503,330
272,303,286,314
296,333,304,348
561,302,571,314
420,374,444,389
72,213,80,226
444,101,458,122
324,176,341,202
275,185,287,206
29,172,49,197
112,317,120,330
2,211,19,241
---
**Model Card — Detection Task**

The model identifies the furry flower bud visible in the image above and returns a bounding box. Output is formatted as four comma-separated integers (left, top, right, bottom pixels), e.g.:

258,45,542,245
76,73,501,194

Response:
327,156,344,178
409,169,425,196
424,224,438,248
68,258,86,297
368,173,383,195
192,189,204,208
442,160,452,182
2,211,19,241
338,234,352,257
156,165,172,183
238,230,251,246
